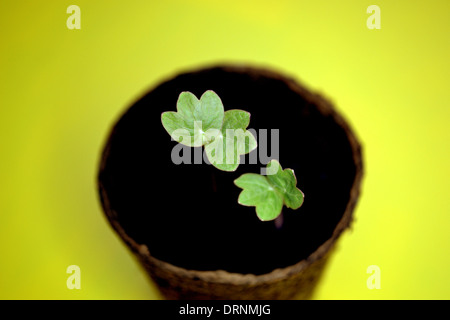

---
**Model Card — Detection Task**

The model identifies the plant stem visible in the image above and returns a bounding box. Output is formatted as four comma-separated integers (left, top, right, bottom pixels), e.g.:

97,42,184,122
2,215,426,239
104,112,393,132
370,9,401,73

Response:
274,212,284,229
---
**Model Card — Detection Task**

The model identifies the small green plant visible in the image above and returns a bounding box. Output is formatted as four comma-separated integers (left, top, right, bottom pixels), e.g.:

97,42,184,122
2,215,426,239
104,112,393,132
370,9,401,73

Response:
161,90,257,171
234,160,304,221
161,90,304,221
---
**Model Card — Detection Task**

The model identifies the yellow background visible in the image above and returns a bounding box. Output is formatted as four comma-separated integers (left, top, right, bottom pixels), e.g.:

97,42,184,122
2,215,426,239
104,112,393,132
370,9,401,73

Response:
0,0,449,299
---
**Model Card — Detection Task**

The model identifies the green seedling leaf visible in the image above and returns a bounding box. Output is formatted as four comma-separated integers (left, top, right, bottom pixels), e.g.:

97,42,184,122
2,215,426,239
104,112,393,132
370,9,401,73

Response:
234,160,304,221
266,160,304,210
205,109,257,171
161,90,256,171
233,173,284,221
161,90,224,147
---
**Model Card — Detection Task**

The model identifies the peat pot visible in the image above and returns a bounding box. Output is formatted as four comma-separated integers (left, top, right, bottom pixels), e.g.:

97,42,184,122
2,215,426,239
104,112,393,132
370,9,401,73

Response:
98,65,363,299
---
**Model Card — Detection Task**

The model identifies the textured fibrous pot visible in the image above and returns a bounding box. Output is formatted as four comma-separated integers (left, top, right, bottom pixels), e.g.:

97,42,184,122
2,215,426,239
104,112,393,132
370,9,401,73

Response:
98,65,363,300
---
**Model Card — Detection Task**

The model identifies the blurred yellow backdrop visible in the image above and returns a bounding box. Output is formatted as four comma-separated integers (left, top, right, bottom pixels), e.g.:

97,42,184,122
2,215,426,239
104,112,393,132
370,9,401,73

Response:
0,0,449,299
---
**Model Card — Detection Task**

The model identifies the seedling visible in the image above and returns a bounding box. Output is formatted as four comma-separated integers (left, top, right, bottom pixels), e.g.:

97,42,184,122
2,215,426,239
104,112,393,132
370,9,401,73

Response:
161,90,257,171
234,160,304,221
161,90,304,221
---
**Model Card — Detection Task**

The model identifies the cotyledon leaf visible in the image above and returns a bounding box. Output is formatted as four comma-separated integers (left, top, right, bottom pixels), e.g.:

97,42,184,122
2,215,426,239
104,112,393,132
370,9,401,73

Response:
234,160,304,221
205,109,257,172
162,90,256,172
161,90,224,147
266,160,304,210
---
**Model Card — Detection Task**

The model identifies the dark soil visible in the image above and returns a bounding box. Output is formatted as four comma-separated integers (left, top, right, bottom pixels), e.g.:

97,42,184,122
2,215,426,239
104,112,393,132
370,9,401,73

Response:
98,66,357,275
